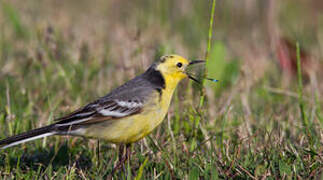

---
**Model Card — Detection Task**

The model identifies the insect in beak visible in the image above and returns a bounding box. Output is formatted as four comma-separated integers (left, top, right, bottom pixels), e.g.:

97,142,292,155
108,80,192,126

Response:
186,60,218,84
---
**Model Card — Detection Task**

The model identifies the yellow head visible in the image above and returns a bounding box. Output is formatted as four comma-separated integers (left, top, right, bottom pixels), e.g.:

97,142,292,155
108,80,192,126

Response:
155,55,190,82
148,55,204,90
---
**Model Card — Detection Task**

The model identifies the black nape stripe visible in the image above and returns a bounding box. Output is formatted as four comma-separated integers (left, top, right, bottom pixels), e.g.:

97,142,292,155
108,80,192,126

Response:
143,65,166,95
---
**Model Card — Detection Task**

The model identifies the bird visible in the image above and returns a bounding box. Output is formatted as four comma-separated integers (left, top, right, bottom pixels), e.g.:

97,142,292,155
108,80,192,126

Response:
0,54,204,172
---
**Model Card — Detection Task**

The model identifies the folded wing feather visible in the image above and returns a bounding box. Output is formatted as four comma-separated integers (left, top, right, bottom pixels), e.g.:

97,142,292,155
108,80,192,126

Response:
55,99,143,126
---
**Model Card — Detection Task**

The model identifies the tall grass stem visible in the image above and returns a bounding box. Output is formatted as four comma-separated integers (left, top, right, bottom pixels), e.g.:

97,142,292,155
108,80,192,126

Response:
296,42,312,146
199,0,217,108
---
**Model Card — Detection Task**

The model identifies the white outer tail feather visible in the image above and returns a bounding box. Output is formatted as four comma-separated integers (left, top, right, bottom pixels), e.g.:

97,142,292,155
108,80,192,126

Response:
0,132,55,150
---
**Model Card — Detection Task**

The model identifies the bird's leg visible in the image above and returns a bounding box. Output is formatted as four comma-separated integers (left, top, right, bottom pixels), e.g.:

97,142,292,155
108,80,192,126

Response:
118,144,125,164
96,140,100,167
125,144,131,162
111,144,131,175
124,144,132,172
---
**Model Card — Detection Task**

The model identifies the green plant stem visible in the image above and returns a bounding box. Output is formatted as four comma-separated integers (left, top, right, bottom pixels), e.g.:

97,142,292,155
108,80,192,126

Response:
199,0,217,108
296,42,311,146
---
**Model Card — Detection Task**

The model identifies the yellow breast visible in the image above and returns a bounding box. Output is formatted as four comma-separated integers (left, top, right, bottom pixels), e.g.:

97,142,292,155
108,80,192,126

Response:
83,75,180,143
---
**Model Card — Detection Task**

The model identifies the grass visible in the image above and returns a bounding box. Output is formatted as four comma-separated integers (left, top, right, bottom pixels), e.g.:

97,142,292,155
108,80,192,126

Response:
199,0,217,108
0,0,323,179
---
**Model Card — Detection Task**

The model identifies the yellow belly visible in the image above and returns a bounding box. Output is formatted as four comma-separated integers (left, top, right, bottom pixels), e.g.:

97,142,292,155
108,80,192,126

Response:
83,88,175,144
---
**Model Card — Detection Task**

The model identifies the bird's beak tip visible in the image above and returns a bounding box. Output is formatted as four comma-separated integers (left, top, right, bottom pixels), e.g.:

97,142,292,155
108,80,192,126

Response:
188,60,205,66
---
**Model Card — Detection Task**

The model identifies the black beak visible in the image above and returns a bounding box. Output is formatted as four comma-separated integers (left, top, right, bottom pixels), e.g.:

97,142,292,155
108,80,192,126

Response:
187,74,201,84
188,60,205,66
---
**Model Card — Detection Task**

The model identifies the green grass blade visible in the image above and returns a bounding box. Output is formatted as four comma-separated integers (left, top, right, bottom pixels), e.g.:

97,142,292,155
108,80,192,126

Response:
134,157,148,180
296,42,312,145
199,0,217,108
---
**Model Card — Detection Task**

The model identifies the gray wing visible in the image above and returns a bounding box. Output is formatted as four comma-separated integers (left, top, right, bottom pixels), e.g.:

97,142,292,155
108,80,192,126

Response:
55,75,156,126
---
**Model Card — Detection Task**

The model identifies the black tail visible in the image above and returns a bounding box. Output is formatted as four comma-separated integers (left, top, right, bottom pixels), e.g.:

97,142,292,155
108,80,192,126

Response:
0,124,56,149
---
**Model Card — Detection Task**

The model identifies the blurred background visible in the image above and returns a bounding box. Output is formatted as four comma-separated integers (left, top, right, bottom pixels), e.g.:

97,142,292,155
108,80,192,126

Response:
0,0,322,178
1,0,322,125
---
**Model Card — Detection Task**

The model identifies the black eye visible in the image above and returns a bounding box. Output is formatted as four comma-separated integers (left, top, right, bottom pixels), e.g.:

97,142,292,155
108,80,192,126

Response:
176,62,183,68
